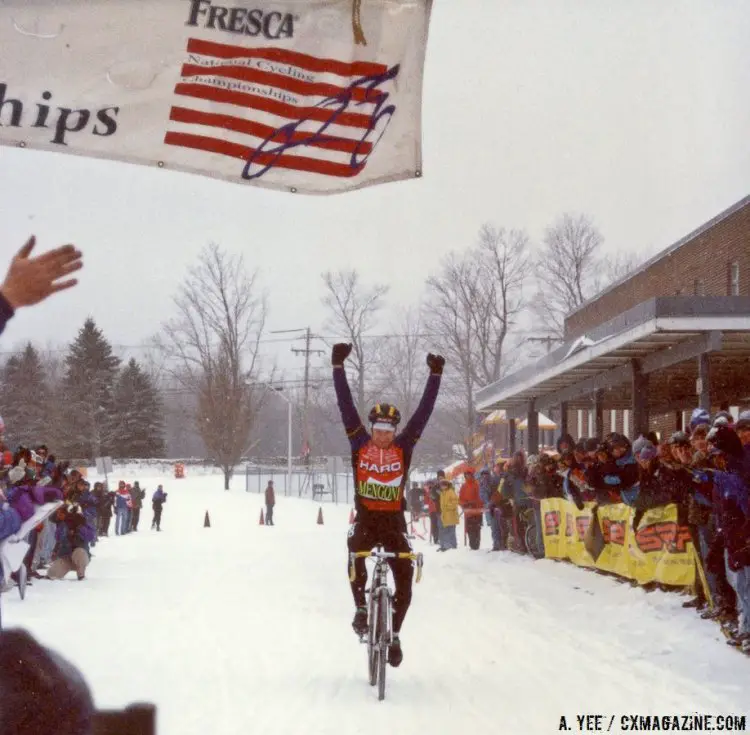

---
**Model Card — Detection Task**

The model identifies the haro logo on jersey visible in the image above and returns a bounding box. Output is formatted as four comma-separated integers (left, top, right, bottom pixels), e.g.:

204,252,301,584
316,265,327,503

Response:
358,460,402,474
358,482,400,502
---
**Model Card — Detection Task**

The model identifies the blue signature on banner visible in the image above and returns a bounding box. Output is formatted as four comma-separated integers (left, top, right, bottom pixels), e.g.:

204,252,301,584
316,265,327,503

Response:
241,64,400,180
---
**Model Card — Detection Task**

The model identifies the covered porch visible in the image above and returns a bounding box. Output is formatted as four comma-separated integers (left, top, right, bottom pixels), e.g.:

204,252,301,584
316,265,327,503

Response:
475,296,750,454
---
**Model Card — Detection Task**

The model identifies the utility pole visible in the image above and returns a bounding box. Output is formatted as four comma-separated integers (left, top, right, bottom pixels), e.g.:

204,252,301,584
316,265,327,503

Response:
525,335,561,353
272,327,324,463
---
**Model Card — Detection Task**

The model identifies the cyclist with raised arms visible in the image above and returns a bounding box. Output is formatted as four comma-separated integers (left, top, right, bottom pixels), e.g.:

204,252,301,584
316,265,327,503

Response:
332,342,444,668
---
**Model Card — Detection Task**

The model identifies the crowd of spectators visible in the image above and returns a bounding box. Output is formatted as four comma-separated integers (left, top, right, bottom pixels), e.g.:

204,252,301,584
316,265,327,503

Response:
414,407,750,655
1,423,168,596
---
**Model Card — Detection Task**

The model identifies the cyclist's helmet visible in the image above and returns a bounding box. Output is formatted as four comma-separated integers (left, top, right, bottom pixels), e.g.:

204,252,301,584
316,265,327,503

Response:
368,402,401,431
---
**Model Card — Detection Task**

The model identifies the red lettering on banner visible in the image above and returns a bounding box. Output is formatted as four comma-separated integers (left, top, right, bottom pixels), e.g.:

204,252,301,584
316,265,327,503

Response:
635,522,692,553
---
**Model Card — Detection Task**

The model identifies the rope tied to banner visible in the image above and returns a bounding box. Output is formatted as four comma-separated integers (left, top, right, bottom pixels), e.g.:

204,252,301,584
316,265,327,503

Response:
352,0,367,46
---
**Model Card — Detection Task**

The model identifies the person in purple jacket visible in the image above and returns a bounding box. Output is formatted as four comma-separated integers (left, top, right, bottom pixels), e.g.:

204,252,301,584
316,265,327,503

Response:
333,342,444,668
707,425,750,652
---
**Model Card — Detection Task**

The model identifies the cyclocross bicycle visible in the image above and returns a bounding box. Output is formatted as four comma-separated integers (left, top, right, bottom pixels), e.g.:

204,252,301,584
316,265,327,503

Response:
348,546,424,701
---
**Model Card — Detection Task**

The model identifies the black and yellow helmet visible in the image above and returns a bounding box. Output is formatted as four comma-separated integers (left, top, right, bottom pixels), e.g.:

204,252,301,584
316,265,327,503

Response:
368,402,401,428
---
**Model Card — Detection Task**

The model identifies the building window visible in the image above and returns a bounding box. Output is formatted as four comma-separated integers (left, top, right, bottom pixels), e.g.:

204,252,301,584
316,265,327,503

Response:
729,262,740,295
694,278,705,296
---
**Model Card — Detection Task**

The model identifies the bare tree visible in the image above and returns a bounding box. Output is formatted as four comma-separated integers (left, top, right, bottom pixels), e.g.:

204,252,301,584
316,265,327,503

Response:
321,270,388,416
602,251,643,285
424,225,531,457
533,213,604,337
158,243,268,489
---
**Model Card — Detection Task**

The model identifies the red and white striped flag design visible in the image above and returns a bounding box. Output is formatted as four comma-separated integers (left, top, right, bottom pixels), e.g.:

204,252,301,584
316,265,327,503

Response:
165,38,398,182
0,0,432,194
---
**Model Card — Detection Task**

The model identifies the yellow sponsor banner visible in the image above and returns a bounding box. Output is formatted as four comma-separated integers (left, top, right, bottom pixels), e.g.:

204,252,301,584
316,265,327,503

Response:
540,498,695,587
596,503,633,578
563,502,596,568
629,505,696,587
541,497,566,559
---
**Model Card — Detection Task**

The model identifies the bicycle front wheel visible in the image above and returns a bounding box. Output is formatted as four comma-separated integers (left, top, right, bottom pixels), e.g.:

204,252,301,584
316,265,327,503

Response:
367,592,378,687
377,587,390,701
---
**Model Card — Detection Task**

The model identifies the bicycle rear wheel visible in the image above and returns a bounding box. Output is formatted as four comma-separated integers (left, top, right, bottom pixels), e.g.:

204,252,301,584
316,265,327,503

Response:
367,591,378,686
525,522,542,558
377,587,390,701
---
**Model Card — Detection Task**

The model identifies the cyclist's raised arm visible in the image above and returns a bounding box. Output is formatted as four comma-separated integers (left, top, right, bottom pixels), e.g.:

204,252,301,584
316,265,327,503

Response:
397,353,444,450
332,343,369,451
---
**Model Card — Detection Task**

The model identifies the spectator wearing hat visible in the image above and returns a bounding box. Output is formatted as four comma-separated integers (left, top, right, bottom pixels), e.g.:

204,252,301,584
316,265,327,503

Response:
689,408,711,433
130,481,146,532
114,482,130,536
151,485,167,531
437,479,459,551
47,503,95,581
265,480,275,526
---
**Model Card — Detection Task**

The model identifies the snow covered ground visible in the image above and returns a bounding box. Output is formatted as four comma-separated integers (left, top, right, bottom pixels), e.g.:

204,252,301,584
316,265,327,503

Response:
4,470,749,734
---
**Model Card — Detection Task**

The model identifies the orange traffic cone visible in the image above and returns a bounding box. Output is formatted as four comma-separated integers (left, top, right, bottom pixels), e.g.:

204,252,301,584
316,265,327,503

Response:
204,511,211,528
259,508,265,525
349,508,355,524
317,507,324,525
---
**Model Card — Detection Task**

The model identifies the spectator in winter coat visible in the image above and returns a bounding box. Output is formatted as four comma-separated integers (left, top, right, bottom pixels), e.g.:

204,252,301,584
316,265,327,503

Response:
76,480,98,546
556,433,575,455
424,482,439,544
152,485,167,531
501,452,530,550
47,504,95,581
114,482,130,536
707,427,750,648
437,479,459,551
98,488,115,537
130,481,146,531
735,417,750,475
481,465,505,550
459,470,483,550
265,481,275,526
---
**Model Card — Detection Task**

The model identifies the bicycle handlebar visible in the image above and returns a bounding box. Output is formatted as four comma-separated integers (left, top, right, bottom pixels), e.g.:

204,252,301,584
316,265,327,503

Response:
348,550,424,583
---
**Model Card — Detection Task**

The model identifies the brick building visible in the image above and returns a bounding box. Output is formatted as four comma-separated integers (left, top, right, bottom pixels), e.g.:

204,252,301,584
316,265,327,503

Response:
566,195,750,338
475,194,750,452
563,194,750,440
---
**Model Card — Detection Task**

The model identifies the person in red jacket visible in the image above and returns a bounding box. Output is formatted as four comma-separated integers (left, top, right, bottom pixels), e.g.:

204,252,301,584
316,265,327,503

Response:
333,342,443,668
424,482,439,544
459,469,483,550
264,481,275,526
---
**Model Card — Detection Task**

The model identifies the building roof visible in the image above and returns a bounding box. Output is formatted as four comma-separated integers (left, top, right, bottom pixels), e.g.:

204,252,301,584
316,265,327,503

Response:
566,193,750,320
475,296,750,415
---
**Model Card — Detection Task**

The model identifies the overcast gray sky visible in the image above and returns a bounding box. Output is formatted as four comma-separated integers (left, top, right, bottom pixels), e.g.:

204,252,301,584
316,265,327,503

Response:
2,0,749,381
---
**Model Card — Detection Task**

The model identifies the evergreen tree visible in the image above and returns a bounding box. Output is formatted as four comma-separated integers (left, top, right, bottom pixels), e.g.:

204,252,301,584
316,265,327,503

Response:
112,358,166,458
62,318,121,459
0,343,49,448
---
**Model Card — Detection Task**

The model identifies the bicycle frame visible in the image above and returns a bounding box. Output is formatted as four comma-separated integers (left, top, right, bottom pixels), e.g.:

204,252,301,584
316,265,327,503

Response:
348,547,423,700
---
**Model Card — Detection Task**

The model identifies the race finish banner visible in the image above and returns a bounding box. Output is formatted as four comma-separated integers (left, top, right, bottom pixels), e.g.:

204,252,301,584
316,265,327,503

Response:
541,498,696,588
0,0,433,195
